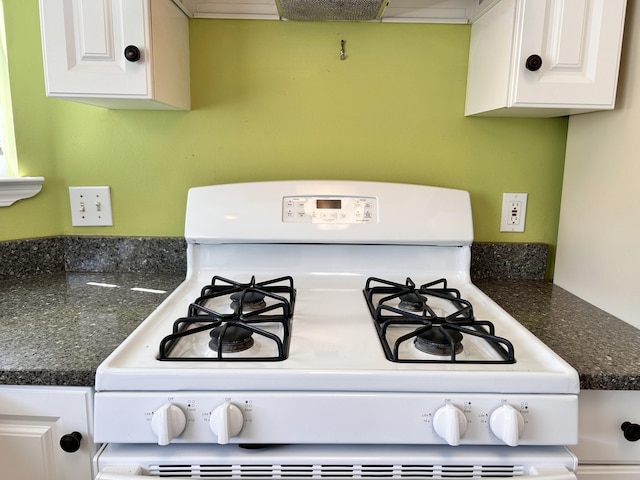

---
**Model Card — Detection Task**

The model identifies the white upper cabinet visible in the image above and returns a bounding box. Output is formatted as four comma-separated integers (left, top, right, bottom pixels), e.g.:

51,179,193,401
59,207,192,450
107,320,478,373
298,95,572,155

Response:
39,0,190,110
465,0,627,117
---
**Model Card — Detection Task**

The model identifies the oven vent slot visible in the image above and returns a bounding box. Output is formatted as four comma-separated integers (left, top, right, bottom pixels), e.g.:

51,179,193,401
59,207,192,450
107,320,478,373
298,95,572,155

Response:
149,464,525,478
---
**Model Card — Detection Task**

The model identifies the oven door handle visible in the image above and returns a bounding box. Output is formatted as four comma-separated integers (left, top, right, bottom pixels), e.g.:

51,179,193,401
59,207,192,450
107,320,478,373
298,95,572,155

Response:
96,466,577,480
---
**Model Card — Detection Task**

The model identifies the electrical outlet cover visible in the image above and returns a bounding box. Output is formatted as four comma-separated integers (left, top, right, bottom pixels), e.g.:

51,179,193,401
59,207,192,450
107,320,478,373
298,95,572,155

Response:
500,192,527,232
69,186,113,226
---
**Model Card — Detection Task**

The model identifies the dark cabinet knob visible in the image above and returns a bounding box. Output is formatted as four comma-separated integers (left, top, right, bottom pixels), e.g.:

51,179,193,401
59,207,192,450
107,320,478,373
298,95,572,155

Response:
59,431,82,453
124,45,141,62
525,54,542,72
621,422,640,442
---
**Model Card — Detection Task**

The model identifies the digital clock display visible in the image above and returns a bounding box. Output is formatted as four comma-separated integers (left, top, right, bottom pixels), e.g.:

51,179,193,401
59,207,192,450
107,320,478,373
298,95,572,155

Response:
316,199,342,209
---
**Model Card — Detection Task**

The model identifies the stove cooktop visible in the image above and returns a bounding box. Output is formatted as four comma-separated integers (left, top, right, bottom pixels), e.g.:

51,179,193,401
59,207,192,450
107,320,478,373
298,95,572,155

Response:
95,255,578,395
155,273,519,366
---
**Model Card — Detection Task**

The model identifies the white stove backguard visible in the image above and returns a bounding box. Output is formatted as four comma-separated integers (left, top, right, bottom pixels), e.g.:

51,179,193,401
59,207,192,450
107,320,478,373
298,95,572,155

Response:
93,181,579,448
183,181,473,246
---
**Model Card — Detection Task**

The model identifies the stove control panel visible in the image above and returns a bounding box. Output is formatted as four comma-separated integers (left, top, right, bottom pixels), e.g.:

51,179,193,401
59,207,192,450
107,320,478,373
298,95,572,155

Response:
95,392,578,446
282,196,378,224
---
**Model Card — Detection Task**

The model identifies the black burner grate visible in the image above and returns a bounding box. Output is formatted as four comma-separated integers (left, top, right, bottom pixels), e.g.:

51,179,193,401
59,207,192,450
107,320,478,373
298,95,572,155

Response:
158,275,295,361
363,277,515,364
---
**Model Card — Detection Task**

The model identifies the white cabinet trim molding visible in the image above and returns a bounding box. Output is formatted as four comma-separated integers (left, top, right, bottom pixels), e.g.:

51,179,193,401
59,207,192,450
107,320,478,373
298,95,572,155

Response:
0,176,45,207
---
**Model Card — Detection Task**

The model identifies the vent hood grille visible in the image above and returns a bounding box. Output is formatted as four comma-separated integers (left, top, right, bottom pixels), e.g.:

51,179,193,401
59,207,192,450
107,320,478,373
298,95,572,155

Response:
276,0,387,21
172,0,490,24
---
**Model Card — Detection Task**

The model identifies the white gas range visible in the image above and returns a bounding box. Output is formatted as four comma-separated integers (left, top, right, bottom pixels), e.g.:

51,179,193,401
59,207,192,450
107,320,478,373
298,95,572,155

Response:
93,181,580,479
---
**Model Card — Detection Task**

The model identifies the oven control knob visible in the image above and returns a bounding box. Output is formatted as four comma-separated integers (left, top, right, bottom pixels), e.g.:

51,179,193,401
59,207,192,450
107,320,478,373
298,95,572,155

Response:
210,401,244,444
433,404,468,446
151,403,187,446
490,404,525,446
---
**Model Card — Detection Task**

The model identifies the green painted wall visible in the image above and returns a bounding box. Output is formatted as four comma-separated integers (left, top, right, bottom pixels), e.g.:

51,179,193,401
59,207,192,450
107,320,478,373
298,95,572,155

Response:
0,1,567,256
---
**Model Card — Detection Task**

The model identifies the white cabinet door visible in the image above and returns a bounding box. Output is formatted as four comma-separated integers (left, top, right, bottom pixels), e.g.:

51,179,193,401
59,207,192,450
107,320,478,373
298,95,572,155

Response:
514,0,626,107
0,386,96,480
465,0,627,117
569,391,640,480
39,0,190,110
39,0,148,97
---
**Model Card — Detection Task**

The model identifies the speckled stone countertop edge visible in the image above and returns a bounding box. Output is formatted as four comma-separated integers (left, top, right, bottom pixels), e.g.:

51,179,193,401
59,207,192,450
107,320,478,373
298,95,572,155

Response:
0,271,185,388
0,370,96,387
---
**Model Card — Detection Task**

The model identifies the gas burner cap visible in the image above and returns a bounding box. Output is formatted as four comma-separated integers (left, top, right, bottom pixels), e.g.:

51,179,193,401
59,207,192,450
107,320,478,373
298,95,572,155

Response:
230,290,267,311
209,325,255,353
414,327,463,356
398,292,427,312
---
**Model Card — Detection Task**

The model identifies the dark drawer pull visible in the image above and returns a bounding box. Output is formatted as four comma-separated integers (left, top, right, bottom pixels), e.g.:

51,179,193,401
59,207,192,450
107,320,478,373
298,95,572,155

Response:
621,422,640,442
59,431,82,452
124,45,141,62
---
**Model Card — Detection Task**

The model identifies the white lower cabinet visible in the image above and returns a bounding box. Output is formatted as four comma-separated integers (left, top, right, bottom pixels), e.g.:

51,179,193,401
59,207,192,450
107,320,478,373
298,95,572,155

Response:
0,385,96,480
39,0,190,110
465,0,627,117
570,390,640,480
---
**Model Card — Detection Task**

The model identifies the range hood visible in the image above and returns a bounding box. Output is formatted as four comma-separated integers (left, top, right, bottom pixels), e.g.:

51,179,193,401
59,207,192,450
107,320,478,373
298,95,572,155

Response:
171,0,492,24
276,0,386,21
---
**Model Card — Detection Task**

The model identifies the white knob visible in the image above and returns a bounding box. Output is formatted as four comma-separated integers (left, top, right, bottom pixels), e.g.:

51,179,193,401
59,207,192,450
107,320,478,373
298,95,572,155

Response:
151,403,187,446
433,404,467,446
210,401,244,444
490,404,525,446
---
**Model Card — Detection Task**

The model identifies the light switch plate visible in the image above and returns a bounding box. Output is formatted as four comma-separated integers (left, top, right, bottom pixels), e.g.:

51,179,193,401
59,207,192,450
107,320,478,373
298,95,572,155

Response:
69,186,113,226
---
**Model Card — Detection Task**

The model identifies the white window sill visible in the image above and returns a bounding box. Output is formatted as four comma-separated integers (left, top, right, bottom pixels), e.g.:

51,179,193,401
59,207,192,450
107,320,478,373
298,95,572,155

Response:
0,176,45,206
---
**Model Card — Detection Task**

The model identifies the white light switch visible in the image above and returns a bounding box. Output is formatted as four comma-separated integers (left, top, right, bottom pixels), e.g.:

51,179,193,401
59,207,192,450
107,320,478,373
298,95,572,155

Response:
69,186,113,226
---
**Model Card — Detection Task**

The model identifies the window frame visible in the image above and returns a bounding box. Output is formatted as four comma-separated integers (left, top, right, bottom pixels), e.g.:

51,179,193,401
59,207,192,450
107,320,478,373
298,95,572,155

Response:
0,0,43,206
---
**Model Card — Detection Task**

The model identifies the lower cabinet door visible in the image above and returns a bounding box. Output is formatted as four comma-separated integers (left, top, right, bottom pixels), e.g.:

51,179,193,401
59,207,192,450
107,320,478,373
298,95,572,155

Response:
0,385,96,480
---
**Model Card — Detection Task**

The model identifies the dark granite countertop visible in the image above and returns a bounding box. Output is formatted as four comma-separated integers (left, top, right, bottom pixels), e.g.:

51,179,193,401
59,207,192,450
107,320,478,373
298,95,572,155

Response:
0,272,184,386
1,272,639,390
475,279,640,390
